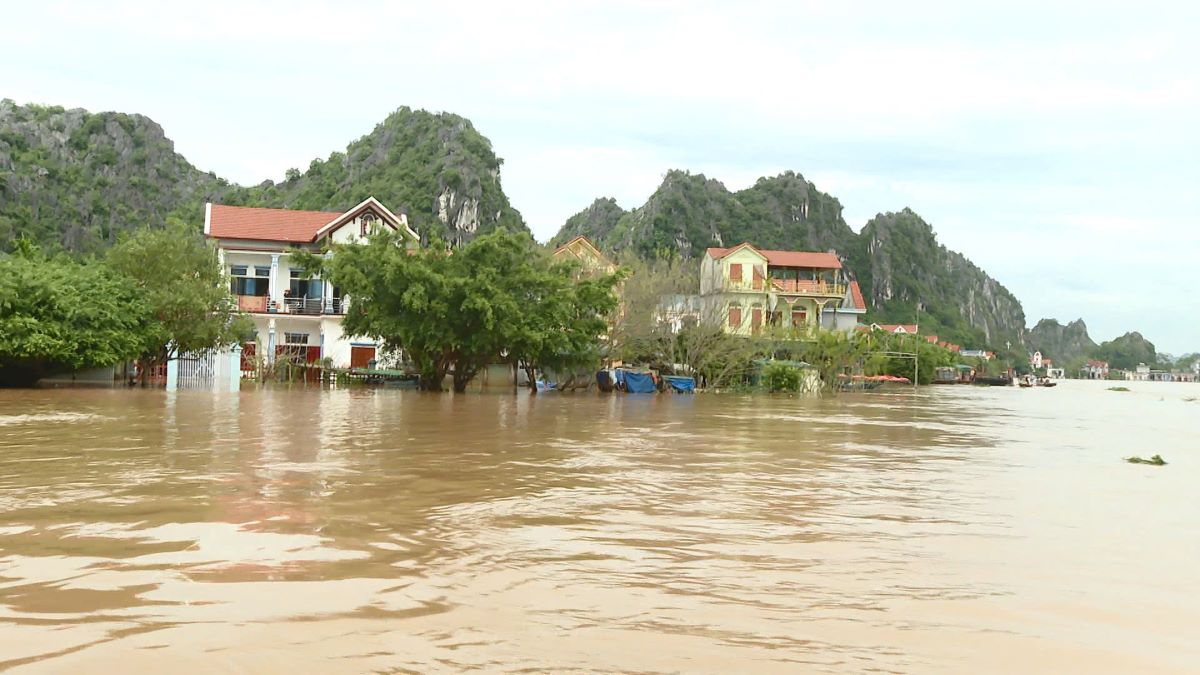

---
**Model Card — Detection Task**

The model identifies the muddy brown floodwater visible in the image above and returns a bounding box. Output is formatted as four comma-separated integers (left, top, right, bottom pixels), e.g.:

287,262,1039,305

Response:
0,380,1197,673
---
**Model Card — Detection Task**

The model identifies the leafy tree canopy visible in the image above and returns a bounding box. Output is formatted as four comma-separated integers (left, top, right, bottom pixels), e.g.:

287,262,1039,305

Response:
296,229,620,392
0,252,151,386
106,221,251,365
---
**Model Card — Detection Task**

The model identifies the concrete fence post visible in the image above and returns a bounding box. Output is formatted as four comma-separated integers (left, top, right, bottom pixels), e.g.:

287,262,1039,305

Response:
228,345,243,392
165,354,179,392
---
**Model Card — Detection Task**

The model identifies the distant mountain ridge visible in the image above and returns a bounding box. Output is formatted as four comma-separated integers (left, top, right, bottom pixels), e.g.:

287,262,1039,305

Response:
1027,318,1098,365
553,171,1025,352
0,100,526,253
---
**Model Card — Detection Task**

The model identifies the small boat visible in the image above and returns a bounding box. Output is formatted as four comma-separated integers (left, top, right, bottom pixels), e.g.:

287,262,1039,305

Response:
932,366,959,384
1018,374,1036,388
972,376,1013,386
1038,377,1057,388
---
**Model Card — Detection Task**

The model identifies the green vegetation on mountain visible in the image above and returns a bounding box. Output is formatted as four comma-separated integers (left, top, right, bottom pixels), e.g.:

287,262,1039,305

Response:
553,197,627,247
1027,318,1097,368
858,209,1025,356
223,107,526,245
1092,331,1158,371
0,100,525,254
554,173,1021,354
553,171,857,264
0,100,220,252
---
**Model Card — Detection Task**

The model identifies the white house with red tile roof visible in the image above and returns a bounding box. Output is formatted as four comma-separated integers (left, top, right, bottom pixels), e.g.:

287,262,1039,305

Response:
698,243,865,336
205,197,418,371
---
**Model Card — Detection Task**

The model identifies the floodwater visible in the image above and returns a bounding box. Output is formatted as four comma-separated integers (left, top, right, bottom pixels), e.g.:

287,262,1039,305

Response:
0,381,1197,673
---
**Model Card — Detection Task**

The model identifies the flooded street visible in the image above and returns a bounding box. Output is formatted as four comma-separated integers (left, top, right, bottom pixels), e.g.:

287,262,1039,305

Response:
0,381,1197,673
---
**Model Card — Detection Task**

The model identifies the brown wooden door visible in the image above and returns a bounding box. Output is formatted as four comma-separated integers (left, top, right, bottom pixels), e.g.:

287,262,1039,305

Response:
350,346,375,369
305,346,321,364
751,308,762,334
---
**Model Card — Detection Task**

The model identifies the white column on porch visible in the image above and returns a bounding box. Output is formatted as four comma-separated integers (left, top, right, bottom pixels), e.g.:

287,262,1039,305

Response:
269,253,283,309
267,318,277,364
323,251,334,312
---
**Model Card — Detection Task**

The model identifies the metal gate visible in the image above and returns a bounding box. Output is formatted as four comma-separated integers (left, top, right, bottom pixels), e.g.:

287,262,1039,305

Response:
176,350,217,390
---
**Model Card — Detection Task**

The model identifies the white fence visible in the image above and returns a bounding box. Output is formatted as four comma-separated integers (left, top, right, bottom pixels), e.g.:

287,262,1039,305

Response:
166,346,242,392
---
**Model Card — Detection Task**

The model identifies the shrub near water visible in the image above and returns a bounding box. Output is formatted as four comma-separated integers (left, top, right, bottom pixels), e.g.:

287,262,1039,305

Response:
762,362,804,393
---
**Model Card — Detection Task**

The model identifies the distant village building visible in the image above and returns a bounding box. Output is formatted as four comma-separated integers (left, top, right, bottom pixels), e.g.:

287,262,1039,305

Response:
1123,363,1152,381
552,235,617,278
960,349,995,361
1083,359,1109,379
205,197,418,371
699,243,866,335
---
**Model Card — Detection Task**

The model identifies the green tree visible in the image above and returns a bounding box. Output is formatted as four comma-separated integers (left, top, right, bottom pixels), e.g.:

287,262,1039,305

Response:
106,221,249,377
0,254,151,386
297,229,619,392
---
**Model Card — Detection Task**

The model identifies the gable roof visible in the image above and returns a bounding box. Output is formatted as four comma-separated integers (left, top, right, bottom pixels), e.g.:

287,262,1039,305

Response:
206,204,343,243
313,196,416,240
706,243,841,269
848,281,866,310
205,196,416,244
874,323,919,334
554,235,613,266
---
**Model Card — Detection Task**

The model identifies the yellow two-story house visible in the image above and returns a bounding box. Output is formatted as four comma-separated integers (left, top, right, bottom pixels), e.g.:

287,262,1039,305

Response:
699,243,865,336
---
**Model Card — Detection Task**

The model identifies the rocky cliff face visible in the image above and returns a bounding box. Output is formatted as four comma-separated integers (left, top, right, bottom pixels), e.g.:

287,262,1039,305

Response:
1027,318,1097,365
858,209,1026,350
0,101,525,253
553,182,1027,351
556,170,857,262
551,197,627,248
249,107,526,245
0,100,220,252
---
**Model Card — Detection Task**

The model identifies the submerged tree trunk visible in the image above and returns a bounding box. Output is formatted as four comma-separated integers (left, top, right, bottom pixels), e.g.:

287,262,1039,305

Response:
524,364,538,394
452,368,476,393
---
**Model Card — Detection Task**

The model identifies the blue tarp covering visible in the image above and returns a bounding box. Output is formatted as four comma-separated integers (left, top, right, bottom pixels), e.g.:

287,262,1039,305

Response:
663,375,695,393
624,371,657,393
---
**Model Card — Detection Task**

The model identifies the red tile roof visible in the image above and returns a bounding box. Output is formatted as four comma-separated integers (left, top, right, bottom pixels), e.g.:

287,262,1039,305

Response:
706,244,841,269
925,335,939,343
876,324,919,334
848,281,866,310
207,204,343,243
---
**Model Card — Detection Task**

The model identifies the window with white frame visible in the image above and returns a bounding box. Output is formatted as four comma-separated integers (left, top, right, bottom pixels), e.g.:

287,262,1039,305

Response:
230,265,270,296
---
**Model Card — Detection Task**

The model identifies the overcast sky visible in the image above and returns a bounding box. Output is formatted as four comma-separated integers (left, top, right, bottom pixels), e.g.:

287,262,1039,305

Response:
4,1,1197,353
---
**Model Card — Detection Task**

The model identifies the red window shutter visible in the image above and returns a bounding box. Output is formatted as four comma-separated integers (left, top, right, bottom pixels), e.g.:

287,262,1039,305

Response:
751,308,762,334
729,263,742,282
728,307,742,327
306,346,322,364
792,311,807,326
752,266,763,290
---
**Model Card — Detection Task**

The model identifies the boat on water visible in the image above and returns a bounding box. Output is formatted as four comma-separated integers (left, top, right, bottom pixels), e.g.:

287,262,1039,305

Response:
1018,374,1036,388
1038,377,1057,388
972,375,1013,386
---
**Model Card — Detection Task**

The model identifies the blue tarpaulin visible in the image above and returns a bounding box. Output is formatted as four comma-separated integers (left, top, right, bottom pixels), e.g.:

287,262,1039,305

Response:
624,371,657,393
613,369,627,387
663,375,695,393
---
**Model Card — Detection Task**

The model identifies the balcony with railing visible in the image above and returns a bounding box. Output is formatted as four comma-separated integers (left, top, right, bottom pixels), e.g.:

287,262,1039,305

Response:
720,278,845,297
236,295,347,315
770,279,845,296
